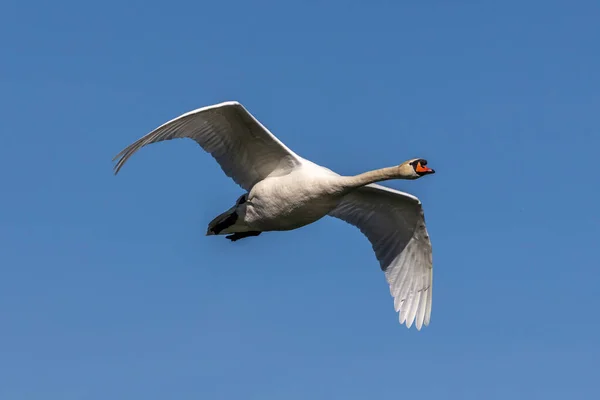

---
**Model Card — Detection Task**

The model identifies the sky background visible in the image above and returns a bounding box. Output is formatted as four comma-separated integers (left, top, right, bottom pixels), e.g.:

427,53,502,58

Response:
1,0,599,399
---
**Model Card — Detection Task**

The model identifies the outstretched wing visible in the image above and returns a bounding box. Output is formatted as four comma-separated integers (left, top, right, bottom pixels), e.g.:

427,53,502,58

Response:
113,101,304,190
329,184,433,330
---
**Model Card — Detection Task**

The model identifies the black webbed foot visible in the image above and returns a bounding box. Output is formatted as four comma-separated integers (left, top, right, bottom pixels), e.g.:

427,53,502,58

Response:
225,231,262,242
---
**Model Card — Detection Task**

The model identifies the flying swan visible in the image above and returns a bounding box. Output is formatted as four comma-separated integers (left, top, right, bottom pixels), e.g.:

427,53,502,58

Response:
113,101,436,330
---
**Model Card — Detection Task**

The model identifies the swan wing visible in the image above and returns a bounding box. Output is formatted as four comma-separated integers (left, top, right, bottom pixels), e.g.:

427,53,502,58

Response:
329,184,433,330
113,101,303,190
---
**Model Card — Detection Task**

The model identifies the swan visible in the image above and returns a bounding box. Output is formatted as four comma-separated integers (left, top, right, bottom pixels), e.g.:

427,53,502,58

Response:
113,101,436,330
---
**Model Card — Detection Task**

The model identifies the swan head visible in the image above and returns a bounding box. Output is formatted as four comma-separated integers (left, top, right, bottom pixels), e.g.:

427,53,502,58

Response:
399,158,435,179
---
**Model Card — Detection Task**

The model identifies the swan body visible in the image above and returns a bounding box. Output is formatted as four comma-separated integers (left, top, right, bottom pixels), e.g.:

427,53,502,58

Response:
113,101,436,330
242,164,344,231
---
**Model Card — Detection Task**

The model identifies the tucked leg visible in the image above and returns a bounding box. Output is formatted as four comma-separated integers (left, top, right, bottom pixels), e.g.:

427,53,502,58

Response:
225,231,262,242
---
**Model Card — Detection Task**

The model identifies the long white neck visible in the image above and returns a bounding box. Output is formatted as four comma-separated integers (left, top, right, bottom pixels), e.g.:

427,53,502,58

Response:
337,165,415,191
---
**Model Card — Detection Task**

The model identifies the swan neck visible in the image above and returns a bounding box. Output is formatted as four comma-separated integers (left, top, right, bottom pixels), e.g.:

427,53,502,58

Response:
342,166,406,189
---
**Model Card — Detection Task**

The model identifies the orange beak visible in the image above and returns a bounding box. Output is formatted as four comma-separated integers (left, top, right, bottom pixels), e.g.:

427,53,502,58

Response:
415,162,434,173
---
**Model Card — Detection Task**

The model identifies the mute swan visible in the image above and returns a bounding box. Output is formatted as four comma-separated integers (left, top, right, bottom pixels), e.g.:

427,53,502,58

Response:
113,101,436,330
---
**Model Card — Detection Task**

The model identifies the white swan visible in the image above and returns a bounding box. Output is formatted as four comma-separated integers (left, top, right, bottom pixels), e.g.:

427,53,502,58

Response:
113,101,436,330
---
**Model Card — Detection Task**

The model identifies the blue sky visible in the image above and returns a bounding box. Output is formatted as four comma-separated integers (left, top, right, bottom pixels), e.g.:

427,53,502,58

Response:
1,0,599,398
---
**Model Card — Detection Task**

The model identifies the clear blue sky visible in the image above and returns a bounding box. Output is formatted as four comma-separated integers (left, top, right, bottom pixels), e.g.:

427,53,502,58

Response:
1,0,599,399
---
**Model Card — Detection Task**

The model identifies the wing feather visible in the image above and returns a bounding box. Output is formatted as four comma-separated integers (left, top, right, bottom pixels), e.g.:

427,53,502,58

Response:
113,101,303,190
329,183,433,330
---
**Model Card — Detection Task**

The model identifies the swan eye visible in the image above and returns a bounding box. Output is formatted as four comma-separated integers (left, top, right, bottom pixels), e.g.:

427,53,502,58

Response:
410,159,427,167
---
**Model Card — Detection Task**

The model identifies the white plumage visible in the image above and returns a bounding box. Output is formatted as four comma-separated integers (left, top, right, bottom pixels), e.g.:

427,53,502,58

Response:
114,101,436,330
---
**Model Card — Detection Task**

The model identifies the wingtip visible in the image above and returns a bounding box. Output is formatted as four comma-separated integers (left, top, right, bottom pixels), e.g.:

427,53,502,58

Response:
111,151,126,175
402,317,427,331
112,161,122,176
